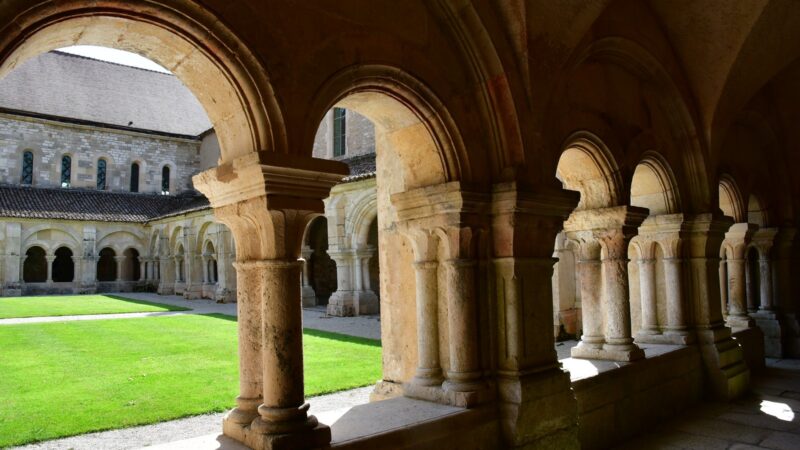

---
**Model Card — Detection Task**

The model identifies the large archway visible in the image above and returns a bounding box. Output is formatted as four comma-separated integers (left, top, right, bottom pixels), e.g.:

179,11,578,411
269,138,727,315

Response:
52,246,74,282
23,246,47,283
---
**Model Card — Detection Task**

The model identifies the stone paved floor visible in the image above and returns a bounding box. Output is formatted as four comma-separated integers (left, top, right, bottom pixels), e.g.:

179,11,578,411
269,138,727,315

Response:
616,358,800,450
6,293,381,449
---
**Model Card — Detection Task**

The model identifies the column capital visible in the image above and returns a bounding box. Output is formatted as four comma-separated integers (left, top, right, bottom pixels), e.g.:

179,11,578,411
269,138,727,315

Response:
751,227,778,258
45,255,57,262
723,222,758,259
491,182,579,258
113,255,126,262
682,212,733,258
195,153,348,262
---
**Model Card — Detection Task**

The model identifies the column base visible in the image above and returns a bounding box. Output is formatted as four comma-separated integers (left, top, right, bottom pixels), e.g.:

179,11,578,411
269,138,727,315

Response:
442,374,493,408
215,287,235,303
301,286,317,308
635,330,695,345
327,290,355,316
158,284,175,295
497,368,579,449
726,314,756,331
696,326,750,400
353,289,380,315
183,284,203,299
571,341,645,361
225,420,330,450
750,311,784,358
371,380,404,401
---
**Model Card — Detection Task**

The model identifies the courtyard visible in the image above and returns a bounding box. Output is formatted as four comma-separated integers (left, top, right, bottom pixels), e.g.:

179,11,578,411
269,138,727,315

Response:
0,294,382,448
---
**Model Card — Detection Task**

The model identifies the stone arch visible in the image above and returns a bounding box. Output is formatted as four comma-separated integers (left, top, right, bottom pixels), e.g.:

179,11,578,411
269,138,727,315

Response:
631,152,681,215
22,225,81,254
195,221,216,254
307,65,469,190
96,230,145,256
121,247,141,281
747,194,769,228
719,174,746,222
556,132,624,210
561,36,711,213
23,246,47,283
52,246,74,282
96,247,116,282
170,226,184,255
349,191,378,249
0,0,284,162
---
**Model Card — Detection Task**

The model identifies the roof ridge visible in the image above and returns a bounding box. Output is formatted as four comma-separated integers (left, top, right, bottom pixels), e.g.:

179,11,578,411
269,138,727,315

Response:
50,50,174,77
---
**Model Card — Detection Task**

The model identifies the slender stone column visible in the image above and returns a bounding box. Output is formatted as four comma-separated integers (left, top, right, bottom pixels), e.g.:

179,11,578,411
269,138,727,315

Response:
724,224,756,330
443,258,483,396
224,261,264,428
719,259,728,318
327,252,354,316
300,246,316,307
411,260,442,386
599,229,644,360
45,255,55,283
202,256,210,283
572,241,604,351
638,258,659,335
663,257,690,337
139,260,146,282
759,256,773,311
174,257,182,282
114,255,125,282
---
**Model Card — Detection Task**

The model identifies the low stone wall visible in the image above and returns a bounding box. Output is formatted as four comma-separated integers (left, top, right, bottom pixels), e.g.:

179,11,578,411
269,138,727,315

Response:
572,345,704,449
732,327,766,371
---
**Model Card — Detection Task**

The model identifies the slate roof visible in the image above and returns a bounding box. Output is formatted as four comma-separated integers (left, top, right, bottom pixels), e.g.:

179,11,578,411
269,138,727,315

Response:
0,184,209,223
339,153,377,182
0,51,211,136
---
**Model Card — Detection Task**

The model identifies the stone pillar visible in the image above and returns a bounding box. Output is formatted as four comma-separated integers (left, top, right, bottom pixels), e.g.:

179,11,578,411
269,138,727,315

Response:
3,223,21,295
750,228,783,357
685,213,749,400
352,249,379,315
597,224,645,361
158,255,174,295
300,246,316,307
193,151,346,450
719,258,728,318
663,256,691,341
570,238,604,352
202,255,210,283
490,183,580,448
327,251,354,316
637,257,659,336
566,206,647,361
45,255,55,284
174,257,182,282
139,260,146,282
724,223,757,330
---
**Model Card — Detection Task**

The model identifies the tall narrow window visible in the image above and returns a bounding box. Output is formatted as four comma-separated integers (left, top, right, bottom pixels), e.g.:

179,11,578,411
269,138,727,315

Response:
21,151,33,185
96,159,107,190
130,162,140,193
161,166,170,195
60,155,71,188
333,107,346,157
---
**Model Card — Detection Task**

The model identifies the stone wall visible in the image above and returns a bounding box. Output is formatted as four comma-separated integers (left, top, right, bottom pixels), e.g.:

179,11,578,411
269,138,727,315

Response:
0,113,201,193
312,109,375,160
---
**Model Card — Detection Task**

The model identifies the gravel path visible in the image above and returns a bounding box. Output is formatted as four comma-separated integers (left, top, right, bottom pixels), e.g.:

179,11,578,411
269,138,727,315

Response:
7,293,381,449
11,387,374,450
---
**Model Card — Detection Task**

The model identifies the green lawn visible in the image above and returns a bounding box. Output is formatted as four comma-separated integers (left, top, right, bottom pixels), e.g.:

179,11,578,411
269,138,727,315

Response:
0,294,189,319
0,314,382,447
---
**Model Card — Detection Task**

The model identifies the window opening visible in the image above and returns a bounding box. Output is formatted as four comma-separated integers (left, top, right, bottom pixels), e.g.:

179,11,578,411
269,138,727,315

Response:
61,155,71,187
333,107,346,157
21,151,33,185
130,162,140,192
97,159,107,190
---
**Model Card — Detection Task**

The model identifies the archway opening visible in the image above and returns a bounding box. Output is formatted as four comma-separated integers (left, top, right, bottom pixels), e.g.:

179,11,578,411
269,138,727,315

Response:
97,247,116,282
122,248,140,282
23,246,47,283
52,246,74,282
305,216,336,307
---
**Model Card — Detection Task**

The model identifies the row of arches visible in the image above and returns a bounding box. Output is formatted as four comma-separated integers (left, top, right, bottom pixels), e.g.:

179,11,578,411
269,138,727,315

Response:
22,246,140,283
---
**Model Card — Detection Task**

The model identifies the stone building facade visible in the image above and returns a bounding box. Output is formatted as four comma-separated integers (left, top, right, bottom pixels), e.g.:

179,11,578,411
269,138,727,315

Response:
0,51,379,310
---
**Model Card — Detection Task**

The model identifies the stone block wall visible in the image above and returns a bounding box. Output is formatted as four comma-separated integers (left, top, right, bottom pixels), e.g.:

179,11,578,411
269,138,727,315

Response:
0,113,200,193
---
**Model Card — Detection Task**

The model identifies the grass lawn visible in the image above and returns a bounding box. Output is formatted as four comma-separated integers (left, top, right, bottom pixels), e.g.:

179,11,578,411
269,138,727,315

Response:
0,314,382,447
0,294,189,319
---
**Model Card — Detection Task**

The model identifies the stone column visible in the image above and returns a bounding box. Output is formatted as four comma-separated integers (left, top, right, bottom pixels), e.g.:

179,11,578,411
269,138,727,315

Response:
45,255,55,283
113,255,124,282
490,183,580,448
442,257,483,400
637,257,659,336
684,213,750,400
352,249,379,315
139,260,146,282
724,223,756,330
758,255,773,311
719,258,728,318
566,206,647,361
663,256,691,342
327,251,354,316
174,257,182,282
300,246,316,307
158,255,174,295
202,255,210,284
193,151,346,450
750,228,783,357
570,238,604,353
597,224,645,361
3,223,21,295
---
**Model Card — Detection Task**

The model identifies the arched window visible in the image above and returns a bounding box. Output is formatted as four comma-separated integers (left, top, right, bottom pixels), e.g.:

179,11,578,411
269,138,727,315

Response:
97,159,107,190
161,166,170,195
21,151,33,185
333,107,346,157
130,162,140,193
60,155,71,188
